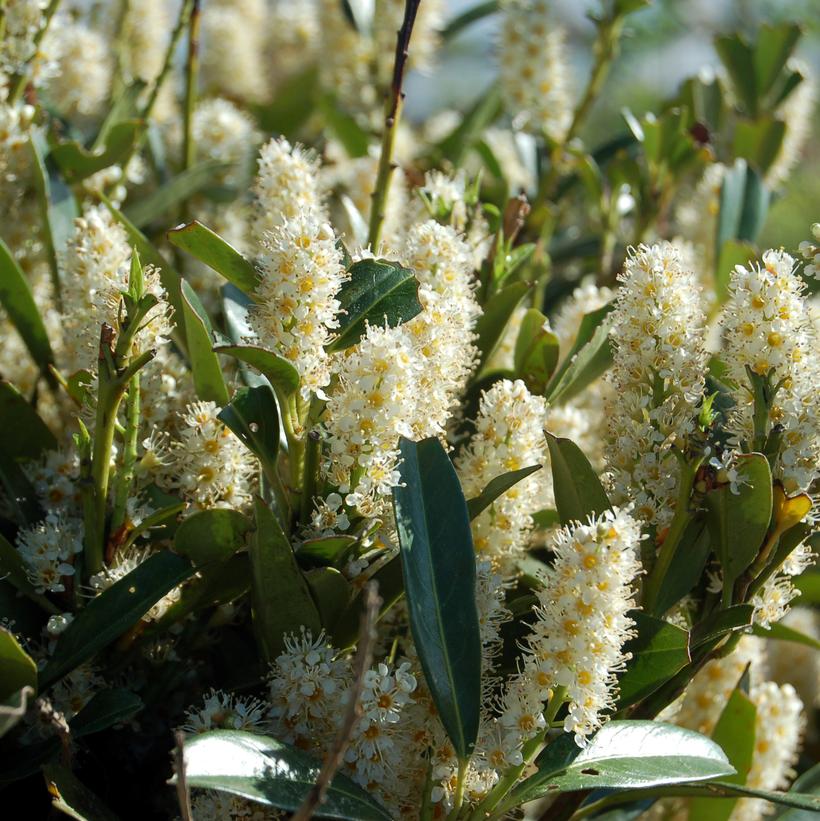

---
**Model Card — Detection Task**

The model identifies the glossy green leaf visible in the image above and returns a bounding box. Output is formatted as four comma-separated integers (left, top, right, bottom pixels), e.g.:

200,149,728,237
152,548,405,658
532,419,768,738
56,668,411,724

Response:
0,627,37,701
545,433,610,525
70,688,143,738
328,258,422,352
617,612,690,708
44,763,122,821
218,384,280,470
296,535,357,568
0,238,55,371
305,567,352,629
466,464,542,520
30,130,78,299
532,508,560,529
249,498,321,662
752,621,820,651
182,729,391,819
652,516,711,616
689,686,757,821
40,552,194,688
51,120,144,184
704,453,772,593
174,509,252,566
544,303,613,404
691,605,754,650
214,345,300,396
393,437,481,758
167,221,258,294
776,763,820,820
715,35,757,116
0,380,57,460
124,160,230,227
513,721,734,803
754,23,801,98
514,308,560,394
475,281,529,371
181,279,230,405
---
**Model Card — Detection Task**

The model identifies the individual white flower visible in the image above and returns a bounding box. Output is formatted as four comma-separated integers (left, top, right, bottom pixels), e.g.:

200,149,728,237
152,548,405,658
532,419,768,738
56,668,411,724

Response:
456,379,548,572
721,250,820,494
730,682,804,821
799,222,820,279
15,511,83,593
249,212,347,398
182,689,269,735
605,242,708,527
158,401,258,512
499,0,572,141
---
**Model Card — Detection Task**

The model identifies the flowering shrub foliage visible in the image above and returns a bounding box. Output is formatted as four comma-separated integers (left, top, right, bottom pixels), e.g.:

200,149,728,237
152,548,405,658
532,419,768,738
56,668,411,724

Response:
0,1,817,820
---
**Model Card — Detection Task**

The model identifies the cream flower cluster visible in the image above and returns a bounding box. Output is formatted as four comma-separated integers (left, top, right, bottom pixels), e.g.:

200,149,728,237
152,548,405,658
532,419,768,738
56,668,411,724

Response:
15,511,83,593
750,539,814,629
154,401,257,513
766,607,820,708
456,379,549,571
499,0,572,141
605,242,707,526
504,507,642,747
1,0,43,73
799,222,820,279
119,0,170,84
721,250,820,493
183,689,269,736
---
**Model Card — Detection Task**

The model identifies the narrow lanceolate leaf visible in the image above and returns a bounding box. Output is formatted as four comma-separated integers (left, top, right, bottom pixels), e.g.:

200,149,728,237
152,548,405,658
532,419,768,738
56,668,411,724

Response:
393,437,482,758
544,302,613,404
652,516,711,616
249,498,321,662
181,280,230,405
0,239,55,371
167,221,258,295
689,686,757,821
51,119,144,183
776,762,820,820
70,689,143,738
704,453,772,592
174,508,253,566
474,281,529,372
512,721,734,803
181,730,392,820
214,345,300,397
466,464,542,520
752,621,820,651
44,763,122,821
0,380,57,460
218,384,280,469
40,552,194,689
513,308,560,394
617,611,690,708
545,433,611,526
0,628,37,701
327,258,422,352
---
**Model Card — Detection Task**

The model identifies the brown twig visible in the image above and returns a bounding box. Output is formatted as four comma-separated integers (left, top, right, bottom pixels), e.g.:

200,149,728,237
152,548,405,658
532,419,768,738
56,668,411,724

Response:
292,582,382,821
367,0,421,249
174,730,193,821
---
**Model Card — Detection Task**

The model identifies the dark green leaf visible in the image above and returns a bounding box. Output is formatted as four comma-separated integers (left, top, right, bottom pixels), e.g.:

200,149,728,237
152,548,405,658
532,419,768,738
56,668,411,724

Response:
181,279,230,405
296,535,357,568
545,433,610,525
515,721,733,802
733,119,785,176
182,729,392,820
704,453,772,593
544,303,613,405
251,67,318,137
617,612,690,708
466,464,542,520
475,281,529,371
214,345,300,397
44,763,122,821
690,605,754,650
752,621,820,651
318,94,370,157
393,437,481,758
218,385,280,468
754,23,801,99
249,498,321,662
0,379,57,460
0,627,37,701
532,508,560,529
514,308,560,394
168,221,258,294
70,688,143,738
51,121,144,183
689,686,757,821
124,161,231,227
0,238,55,371
328,259,422,352
715,35,758,116
40,552,194,688
776,763,820,820
174,509,252,566
305,567,352,629
652,516,711,616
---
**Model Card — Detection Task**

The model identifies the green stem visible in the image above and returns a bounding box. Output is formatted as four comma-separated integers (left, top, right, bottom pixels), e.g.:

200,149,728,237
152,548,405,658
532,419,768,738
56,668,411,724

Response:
643,459,698,613
181,0,200,174
367,0,420,249
110,372,141,534
446,758,470,821
9,0,62,104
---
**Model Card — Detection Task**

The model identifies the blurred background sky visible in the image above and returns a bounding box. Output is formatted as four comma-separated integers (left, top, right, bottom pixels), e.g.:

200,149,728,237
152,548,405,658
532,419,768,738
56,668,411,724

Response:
406,0,820,248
